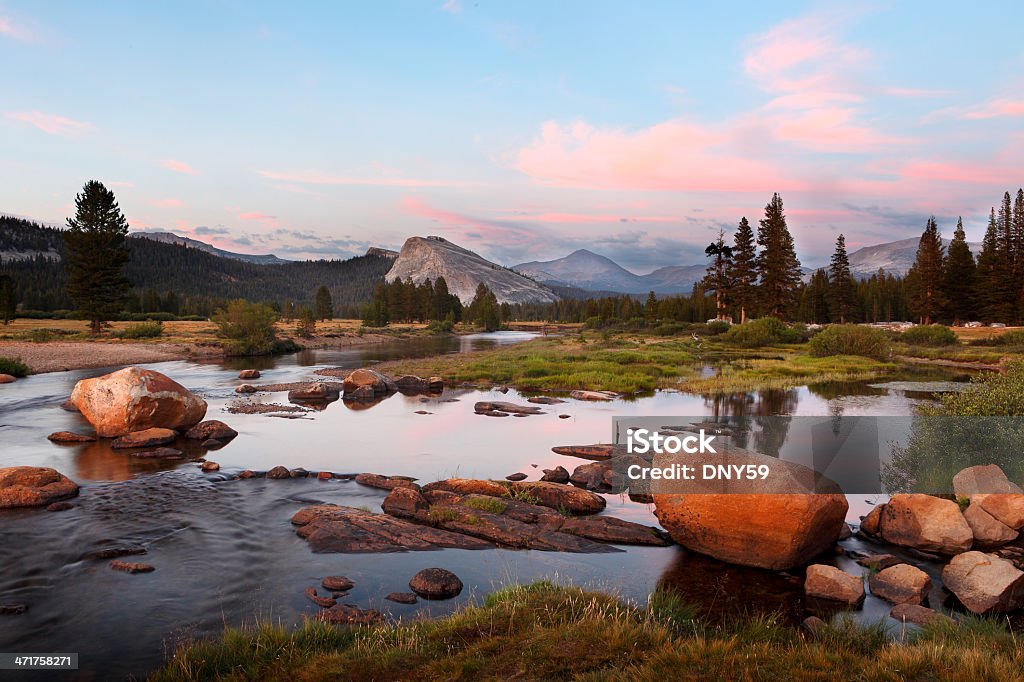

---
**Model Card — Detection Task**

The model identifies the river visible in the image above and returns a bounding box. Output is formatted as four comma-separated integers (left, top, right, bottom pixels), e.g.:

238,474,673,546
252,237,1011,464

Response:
0,332,971,680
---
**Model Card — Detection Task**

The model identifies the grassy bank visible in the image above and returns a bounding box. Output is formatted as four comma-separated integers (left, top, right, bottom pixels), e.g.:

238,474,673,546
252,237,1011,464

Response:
378,333,896,394
152,581,1023,681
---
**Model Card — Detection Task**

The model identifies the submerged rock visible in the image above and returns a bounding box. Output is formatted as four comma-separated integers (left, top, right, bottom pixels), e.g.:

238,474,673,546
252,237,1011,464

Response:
804,564,864,605
47,431,96,443
130,447,183,460
291,504,493,552
200,461,220,472
890,604,955,628
385,592,418,604
185,420,238,442
321,576,355,592
942,551,1024,614
409,568,463,599
304,587,336,608
879,494,973,555
110,560,155,574
474,401,543,415
317,604,382,625
70,367,207,437
112,427,178,449
238,369,261,380
0,466,79,509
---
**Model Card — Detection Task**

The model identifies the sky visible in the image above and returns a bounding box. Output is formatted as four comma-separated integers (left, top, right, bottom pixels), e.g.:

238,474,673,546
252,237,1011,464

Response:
2,1,1023,272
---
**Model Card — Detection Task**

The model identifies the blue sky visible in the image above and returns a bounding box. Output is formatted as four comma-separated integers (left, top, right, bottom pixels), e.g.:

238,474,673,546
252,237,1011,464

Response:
2,1,1023,270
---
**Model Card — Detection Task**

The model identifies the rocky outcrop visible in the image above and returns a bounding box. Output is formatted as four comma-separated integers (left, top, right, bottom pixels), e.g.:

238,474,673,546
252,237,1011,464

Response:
185,420,238,442
0,467,79,508
942,551,1024,614
112,427,178,449
70,367,207,437
868,564,931,605
879,494,973,555
804,565,864,605
409,567,463,599
291,504,493,552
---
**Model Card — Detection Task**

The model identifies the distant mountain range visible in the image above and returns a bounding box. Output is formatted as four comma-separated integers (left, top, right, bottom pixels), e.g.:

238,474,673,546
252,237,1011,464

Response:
515,249,707,295
136,231,290,265
386,236,559,304
846,236,982,279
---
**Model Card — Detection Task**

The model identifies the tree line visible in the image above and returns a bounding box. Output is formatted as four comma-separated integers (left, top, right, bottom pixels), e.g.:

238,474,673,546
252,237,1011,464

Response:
361,278,511,331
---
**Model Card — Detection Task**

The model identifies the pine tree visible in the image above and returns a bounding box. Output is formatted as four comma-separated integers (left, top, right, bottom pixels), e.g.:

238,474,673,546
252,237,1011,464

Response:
468,283,500,331
828,233,854,323
943,217,976,325
0,274,15,324
64,180,131,333
701,228,733,321
644,291,658,324
294,306,316,337
976,209,1001,323
907,217,946,325
727,217,757,323
314,285,333,321
756,193,802,319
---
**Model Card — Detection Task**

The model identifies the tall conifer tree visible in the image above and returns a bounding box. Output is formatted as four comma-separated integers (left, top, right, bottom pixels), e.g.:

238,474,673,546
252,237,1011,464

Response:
907,217,946,325
755,193,802,319
828,233,854,323
943,217,976,325
727,217,757,323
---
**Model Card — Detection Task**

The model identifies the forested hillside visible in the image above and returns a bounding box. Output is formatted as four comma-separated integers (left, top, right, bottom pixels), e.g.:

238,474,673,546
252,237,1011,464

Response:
0,216,390,316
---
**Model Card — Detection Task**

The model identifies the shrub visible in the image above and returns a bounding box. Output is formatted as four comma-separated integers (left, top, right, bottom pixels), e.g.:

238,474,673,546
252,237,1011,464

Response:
654,322,686,336
721,317,803,347
213,300,280,356
583,316,606,330
989,329,1024,346
117,320,163,339
0,356,29,377
807,324,891,360
900,324,958,347
427,318,454,333
705,320,732,335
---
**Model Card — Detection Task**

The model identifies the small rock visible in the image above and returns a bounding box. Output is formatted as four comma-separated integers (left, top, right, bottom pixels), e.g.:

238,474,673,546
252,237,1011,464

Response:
801,616,827,639
414,410,431,415
47,431,96,443
0,466,79,509
322,576,355,592
558,414,570,419
46,501,74,512
267,466,290,479
239,470,256,479
409,567,463,599
110,560,155,574
355,473,419,491
505,473,527,482
0,603,27,615
527,396,565,405
235,384,257,394
541,466,570,484
201,461,220,472
0,373,16,384
304,586,337,608
186,420,238,441
868,564,931,605
838,524,852,540
317,471,333,480
290,468,308,478
569,389,618,401
238,369,261,380
855,554,902,571
385,592,418,604
860,504,884,536
890,604,955,628
317,604,382,625
804,564,864,605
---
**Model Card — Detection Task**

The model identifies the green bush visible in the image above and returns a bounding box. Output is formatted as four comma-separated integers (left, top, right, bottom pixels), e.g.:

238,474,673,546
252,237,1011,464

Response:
0,356,29,377
583,316,606,330
427,318,455,333
807,324,891,360
116,320,163,339
721,317,802,347
654,322,686,336
705,320,732,335
989,329,1024,346
213,300,281,356
900,324,958,347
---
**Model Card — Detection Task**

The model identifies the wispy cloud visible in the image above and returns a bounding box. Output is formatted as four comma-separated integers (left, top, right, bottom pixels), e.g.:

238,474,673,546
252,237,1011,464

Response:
237,211,279,226
161,159,199,175
257,169,472,188
441,0,461,14
152,198,183,208
962,98,1024,120
6,110,91,137
0,15,34,42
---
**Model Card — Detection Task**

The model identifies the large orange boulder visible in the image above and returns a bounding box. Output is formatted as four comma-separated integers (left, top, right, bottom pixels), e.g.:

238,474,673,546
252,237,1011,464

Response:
0,467,79,508
342,368,397,396
651,447,848,570
70,367,207,437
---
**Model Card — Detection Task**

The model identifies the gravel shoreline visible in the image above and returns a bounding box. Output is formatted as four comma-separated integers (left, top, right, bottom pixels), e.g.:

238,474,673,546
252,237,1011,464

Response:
0,341,224,374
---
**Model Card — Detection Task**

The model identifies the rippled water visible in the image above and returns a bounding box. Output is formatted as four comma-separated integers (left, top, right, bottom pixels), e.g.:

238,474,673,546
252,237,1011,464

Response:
0,333,970,680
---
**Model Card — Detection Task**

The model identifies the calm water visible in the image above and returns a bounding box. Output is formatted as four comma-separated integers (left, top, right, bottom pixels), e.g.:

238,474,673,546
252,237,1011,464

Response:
0,333,969,680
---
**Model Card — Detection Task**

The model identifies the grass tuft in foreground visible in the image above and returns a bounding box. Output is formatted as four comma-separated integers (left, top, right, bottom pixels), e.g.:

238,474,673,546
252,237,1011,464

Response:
151,582,1024,682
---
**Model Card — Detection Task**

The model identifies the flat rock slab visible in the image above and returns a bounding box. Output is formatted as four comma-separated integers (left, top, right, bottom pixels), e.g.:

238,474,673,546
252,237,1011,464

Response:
131,448,183,460
474,401,543,415
110,560,155,574
355,473,419,491
112,427,178,449
322,576,355,592
385,592,418,604
291,504,493,553
0,466,79,509
527,396,565,404
551,444,628,461
47,431,96,443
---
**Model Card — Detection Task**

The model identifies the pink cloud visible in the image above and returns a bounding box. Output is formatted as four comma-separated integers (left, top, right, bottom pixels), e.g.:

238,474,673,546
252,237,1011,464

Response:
6,110,91,137
495,212,679,225
161,159,198,175
257,169,471,188
963,98,1024,120
237,211,279,227
0,16,34,42
883,86,955,98
152,198,183,208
